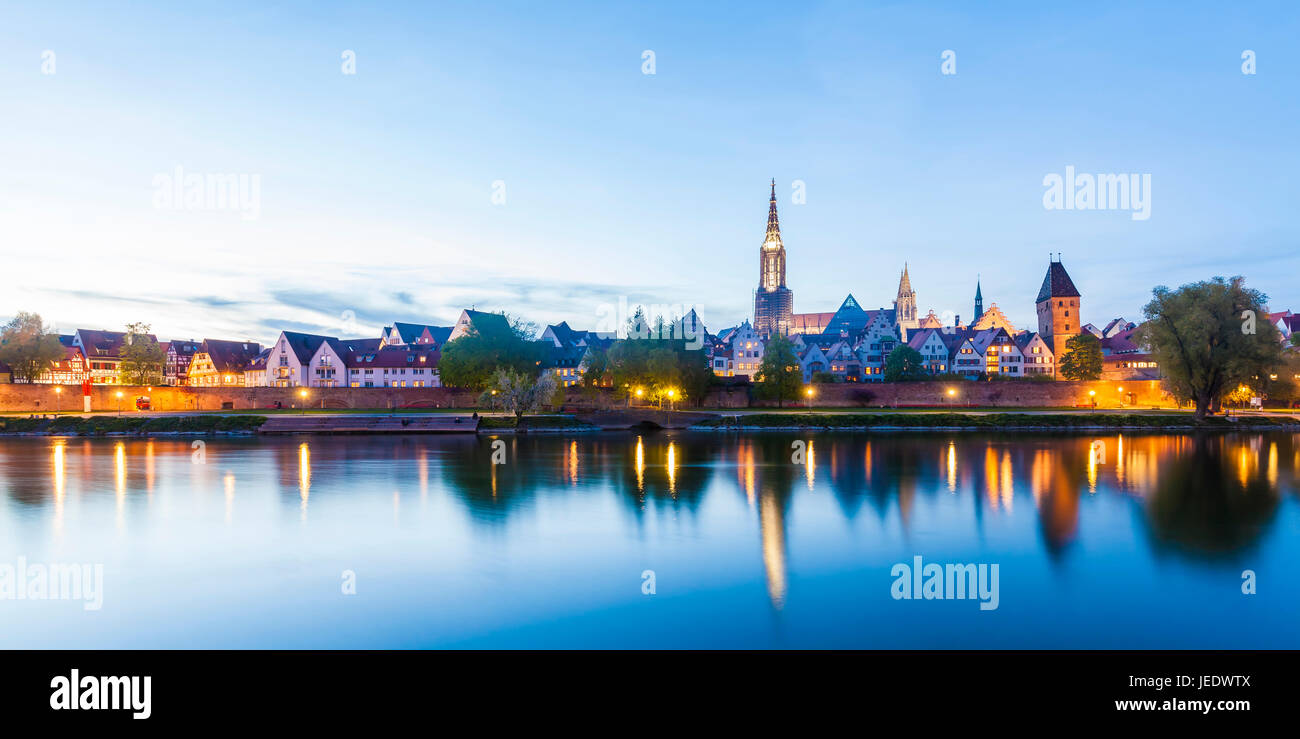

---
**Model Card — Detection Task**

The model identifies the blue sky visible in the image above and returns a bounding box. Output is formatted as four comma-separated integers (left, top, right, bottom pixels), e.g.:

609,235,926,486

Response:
1,0,1297,343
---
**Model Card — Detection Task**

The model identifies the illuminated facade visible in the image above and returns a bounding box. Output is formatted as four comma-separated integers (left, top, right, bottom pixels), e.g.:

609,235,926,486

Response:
753,180,793,337
1036,257,1083,359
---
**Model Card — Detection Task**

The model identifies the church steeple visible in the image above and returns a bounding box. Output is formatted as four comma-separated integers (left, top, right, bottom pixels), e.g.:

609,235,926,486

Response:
894,262,918,330
974,277,984,321
765,178,781,244
759,178,786,290
753,179,793,336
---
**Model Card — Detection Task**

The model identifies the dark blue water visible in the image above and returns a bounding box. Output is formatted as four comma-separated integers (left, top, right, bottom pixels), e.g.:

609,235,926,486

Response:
0,431,1296,648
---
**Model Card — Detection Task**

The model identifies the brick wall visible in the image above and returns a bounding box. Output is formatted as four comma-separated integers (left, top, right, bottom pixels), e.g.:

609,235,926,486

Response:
0,379,1174,413
0,384,479,413
703,379,1173,409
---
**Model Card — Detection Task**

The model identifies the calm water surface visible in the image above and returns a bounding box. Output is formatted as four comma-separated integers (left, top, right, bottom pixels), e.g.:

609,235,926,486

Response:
0,431,1297,648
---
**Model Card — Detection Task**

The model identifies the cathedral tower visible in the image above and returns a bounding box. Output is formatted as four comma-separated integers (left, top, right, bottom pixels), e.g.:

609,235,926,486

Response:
974,277,984,323
753,180,793,336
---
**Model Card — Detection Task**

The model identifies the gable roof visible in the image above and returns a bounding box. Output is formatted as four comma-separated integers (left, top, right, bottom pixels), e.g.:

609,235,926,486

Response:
390,322,453,345
1036,261,1081,303
199,339,263,373
278,331,338,364
168,340,202,356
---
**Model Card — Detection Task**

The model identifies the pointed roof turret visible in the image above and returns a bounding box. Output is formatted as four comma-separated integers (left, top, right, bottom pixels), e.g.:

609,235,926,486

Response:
1036,259,1081,303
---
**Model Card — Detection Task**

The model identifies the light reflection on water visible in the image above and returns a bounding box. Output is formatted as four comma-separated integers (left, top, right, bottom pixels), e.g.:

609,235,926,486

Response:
0,431,1297,648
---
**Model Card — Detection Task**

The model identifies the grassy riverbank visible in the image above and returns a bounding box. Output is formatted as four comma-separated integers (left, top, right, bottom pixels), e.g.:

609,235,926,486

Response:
692,412,1299,430
0,415,268,435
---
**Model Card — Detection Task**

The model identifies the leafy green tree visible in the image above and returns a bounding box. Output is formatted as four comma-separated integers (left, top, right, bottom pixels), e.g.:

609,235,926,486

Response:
753,334,803,407
119,322,165,386
1262,353,1300,407
478,368,558,417
1057,333,1104,380
605,334,711,406
884,345,926,382
0,311,65,383
438,313,543,390
1137,277,1284,420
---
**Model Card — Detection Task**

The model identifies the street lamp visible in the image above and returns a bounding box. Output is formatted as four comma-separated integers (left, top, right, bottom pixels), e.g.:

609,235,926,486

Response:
1088,389,1097,410
115,390,124,416
54,386,63,415
667,388,676,411
299,388,309,415
805,386,814,410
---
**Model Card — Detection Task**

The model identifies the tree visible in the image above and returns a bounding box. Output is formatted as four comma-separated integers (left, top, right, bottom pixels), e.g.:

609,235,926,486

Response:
884,345,926,382
438,313,543,390
753,334,803,407
478,368,558,417
1057,333,1104,380
0,312,64,383
1262,353,1300,408
118,322,166,386
604,334,712,406
1137,277,1284,420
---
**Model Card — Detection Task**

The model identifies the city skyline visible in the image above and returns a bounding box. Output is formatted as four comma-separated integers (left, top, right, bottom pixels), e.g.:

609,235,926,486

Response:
3,1,1298,344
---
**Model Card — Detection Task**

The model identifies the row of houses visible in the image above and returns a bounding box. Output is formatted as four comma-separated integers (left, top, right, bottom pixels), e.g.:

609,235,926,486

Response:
15,310,613,389
12,300,1295,391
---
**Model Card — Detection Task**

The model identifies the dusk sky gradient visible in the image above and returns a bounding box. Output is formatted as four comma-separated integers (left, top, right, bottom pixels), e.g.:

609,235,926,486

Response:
2,0,1297,343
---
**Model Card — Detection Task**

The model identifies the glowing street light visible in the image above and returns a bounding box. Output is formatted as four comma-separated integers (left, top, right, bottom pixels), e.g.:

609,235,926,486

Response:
54,386,63,415
805,385,814,410
1088,389,1097,411
299,388,309,415
115,390,124,416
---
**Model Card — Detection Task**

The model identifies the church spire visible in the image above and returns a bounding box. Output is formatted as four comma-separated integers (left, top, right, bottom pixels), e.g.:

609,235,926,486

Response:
898,263,913,294
894,262,918,329
974,276,984,321
765,178,780,242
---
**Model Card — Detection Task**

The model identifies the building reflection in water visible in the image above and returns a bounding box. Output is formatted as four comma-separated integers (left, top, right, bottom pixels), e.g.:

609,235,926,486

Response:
759,491,786,609
2,430,1289,613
